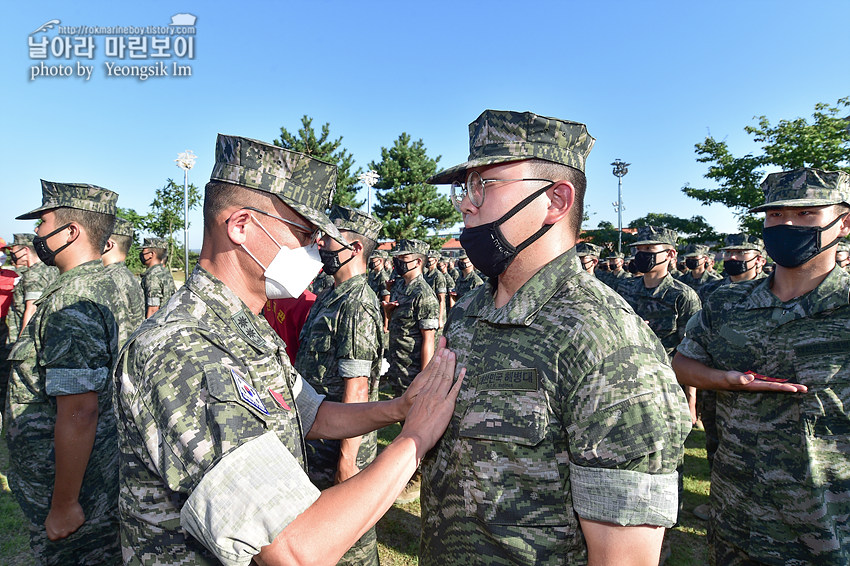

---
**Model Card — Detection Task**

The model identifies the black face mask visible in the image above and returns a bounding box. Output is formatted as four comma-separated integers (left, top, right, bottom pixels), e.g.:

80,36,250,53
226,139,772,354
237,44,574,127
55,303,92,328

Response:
685,258,701,270
627,260,638,274
9,249,23,264
633,250,667,273
580,259,596,271
762,213,848,268
319,247,353,276
459,184,554,279
597,263,609,272
393,257,416,276
724,258,754,277
32,224,73,267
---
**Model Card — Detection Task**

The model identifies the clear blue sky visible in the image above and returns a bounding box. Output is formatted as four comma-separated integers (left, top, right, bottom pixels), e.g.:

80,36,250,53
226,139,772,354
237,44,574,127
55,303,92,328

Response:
3,0,849,249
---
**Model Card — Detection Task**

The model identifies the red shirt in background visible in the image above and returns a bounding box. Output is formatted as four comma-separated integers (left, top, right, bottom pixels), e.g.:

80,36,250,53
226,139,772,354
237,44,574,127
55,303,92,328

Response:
263,290,317,364
0,268,18,319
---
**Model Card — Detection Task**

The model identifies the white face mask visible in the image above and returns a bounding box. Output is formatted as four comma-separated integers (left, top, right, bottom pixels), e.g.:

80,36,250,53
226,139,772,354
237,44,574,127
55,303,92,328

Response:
242,215,323,299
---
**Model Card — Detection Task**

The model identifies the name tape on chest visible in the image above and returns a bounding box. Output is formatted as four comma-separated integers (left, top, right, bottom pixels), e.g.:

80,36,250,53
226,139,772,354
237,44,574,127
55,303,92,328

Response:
476,368,539,392
230,368,270,415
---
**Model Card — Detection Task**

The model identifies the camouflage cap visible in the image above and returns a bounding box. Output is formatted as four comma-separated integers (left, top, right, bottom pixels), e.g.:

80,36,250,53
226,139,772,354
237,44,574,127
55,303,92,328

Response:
428,110,596,184
606,251,625,259
721,233,764,252
576,242,603,257
143,237,169,250
632,226,679,247
329,205,382,242
835,240,849,253
427,250,441,259
391,239,430,256
370,249,388,259
17,180,117,220
456,252,469,260
12,233,35,247
682,243,712,258
750,168,850,213
209,134,343,242
112,217,135,238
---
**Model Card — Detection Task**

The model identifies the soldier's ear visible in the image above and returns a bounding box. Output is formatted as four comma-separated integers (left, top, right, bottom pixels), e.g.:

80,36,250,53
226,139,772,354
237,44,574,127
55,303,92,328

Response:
102,239,115,254
544,181,573,225
224,209,252,246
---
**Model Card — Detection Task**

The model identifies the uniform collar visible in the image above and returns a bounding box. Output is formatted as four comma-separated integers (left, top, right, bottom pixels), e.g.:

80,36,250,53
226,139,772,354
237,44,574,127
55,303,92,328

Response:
743,265,850,317
466,248,579,326
37,259,102,305
319,273,365,305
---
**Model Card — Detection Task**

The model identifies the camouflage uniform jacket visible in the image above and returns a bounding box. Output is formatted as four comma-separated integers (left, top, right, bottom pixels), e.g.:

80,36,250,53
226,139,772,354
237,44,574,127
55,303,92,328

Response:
6,265,27,342
677,266,850,564
295,273,384,486
114,266,326,565
104,261,144,346
5,260,120,558
680,268,722,292
386,273,439,383
10,261,60,339
697,272,767,304
453,270,484,300
140,263,176,309
309,271,334,295
367,267,390,298
618,273,701,358
420,249,690,566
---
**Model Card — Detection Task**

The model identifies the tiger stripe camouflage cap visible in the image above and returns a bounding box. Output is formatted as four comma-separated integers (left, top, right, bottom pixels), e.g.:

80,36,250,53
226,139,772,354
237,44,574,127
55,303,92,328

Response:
17,180,117,220
682,244,711,258
112,217,135,238
632,226,679,247
428,110,596,184
576,242,603,257
143,237,168,250
391,239,430,256
750,168,850,212
209,134,342,242
329,205,382,242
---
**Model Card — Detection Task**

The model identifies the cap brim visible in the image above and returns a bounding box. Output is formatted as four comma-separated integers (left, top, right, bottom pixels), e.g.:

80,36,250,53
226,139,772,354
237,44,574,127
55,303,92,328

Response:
630,239,665,246
284,200,346,247
16,204,55,220
720,246,762,251
749,198,845,213
428,156,530,185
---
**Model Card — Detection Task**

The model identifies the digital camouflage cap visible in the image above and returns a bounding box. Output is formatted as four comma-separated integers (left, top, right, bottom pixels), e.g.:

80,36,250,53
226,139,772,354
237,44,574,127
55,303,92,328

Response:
391,239,430,256
17,180,118,220
143,237,169,250
428,110,596,184
721,233,764,252
632,226,679,247
606,251,625,259
750,168,850,212
576,242,603,257
682,243,712,258
112,218,135,238
329,205,382,242
209,134,343,242
12,233,35,247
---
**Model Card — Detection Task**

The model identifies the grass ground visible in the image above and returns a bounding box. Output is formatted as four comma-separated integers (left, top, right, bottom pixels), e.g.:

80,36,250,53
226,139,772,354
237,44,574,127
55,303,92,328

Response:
0,424,710,565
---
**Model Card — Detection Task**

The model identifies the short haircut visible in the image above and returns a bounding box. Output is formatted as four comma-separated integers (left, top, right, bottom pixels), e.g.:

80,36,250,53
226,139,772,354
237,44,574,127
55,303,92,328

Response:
110,233,133,255
53,207,115,251
340,230,376,265
203,180,273,233
526,159,587,238
149,247,167,261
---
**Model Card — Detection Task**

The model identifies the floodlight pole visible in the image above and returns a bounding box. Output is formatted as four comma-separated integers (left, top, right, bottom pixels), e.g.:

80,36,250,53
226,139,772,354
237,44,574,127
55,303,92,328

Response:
358,170,380,214
611,159,630,254
175,150,197,281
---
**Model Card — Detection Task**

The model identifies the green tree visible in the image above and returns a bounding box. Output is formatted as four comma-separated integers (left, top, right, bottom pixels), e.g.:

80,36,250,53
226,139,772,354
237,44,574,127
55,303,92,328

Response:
116,206,147,273
275,115,364,208
684,97,850,234
580,220,635,254
370,133,461,248
145,178,202,270
628,213,720,244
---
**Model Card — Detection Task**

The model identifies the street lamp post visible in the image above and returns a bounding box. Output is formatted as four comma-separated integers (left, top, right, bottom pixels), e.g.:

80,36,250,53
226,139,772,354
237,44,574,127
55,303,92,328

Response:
358,170,380,214
611,159,630,254
175,150,197,282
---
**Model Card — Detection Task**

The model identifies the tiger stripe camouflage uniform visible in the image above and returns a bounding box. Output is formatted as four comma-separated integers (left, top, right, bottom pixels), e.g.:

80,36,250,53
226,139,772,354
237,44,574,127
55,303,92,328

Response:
20,258,60,325
385,264,439,395
104,261,144,346
6,265,27,342
367,253,390,299
420,249,690,565
116,266,326,565
423,255,448,326
295,273,384,566
140,262,176,311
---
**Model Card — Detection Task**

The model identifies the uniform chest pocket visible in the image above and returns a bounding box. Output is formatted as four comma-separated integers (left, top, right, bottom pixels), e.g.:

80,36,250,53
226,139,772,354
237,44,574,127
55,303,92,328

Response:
305,332,332,355
456,374,567,527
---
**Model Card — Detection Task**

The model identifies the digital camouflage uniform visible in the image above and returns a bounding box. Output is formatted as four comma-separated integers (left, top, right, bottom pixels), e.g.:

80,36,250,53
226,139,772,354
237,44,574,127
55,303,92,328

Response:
422,110,690,565
385,240,439,395
114,134,350,566
295,205,385,566
678,167,850,564
105,219,145,346
576,242,602,278
367,251,390,298
453,269,484,301
20,258,60,330
423,255,449,326
6,264,27,342
679,244,722,293
309,270,334,295
140,238,176,311
6,181,121,565
420,249,690,565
